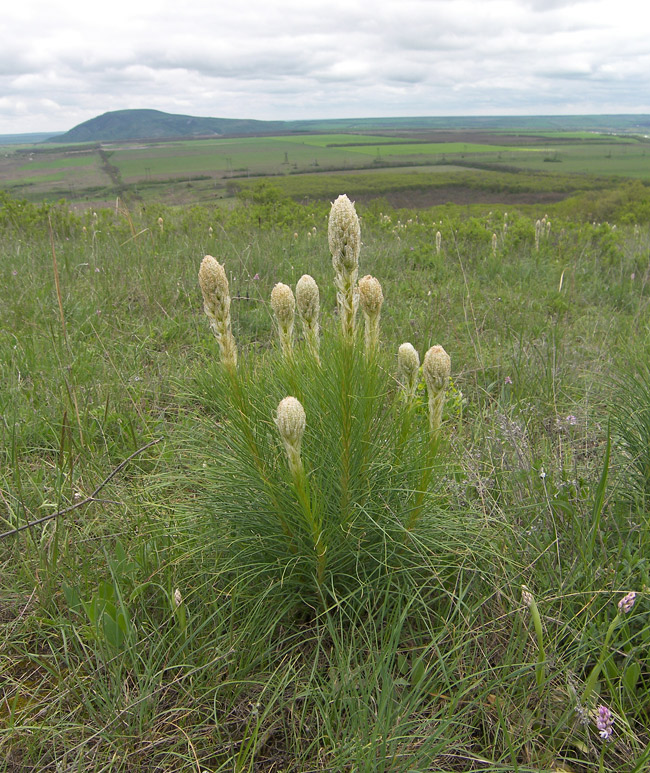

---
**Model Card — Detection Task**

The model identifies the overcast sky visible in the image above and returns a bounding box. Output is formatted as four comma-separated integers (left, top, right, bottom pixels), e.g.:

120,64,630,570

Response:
1,0,648,134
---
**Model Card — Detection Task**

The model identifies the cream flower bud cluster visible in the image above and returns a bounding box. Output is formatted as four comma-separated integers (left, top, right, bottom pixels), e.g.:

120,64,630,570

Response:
275,396,306,477
358,275,383,316
271,282,296,357
329,194,361,340
328,194,361,274
198,255,238,369
398,343,420,399
521,586,534,608
296,274,320,361
358,275,384,354
423,345,451,435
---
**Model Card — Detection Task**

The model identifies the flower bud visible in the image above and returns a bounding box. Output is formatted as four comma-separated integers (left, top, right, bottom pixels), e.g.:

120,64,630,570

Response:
521,585,534,608
271,282,295,324
423,345,451,395
198,255,237,369
276,396,305,445
275,396,306,463
398,342,420,398
199,256,230,316
423,345,451,436
296,274,320,361
358,275,384,317
328,194,360,273
296,275,319,324
271,283,295,357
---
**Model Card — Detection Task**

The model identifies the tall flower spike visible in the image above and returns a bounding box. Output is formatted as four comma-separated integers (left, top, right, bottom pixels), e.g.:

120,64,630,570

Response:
198,255,237,370
275,396,306,478
296,274,320,362
398,343,420,399
423,345,451,436
328,194,361,341
271,282,295,358
435,230,442,255
358,275,384,355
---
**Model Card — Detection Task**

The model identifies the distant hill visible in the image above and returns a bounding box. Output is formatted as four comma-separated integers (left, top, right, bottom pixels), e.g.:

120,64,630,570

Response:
48,109,288,143
0,132,64,145
46,109,650,143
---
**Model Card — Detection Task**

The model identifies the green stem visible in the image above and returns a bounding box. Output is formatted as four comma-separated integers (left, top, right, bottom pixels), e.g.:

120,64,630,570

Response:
527,594,547,689
339,340,353,525
405,434,439,532
289,454,326,590
582,613,621,705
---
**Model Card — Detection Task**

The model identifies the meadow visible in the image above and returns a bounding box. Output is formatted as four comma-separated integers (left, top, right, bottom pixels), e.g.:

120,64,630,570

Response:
1,182,649,771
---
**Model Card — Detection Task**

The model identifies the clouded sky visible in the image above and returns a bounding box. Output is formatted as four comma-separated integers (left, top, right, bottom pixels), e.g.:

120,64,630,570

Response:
2,0,648,134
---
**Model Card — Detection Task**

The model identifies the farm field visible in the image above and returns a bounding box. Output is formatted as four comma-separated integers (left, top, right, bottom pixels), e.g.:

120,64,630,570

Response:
2,126,650,209
1,188,650,771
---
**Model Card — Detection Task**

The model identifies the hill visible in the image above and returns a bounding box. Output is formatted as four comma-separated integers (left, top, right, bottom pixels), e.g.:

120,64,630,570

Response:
48,109,287,143
47,110,650,144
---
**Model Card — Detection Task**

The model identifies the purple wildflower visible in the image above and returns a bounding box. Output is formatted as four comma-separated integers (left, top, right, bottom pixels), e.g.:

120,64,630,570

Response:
504,376,513,385
596,705,614,740
253,273,260,280
618,591,636,614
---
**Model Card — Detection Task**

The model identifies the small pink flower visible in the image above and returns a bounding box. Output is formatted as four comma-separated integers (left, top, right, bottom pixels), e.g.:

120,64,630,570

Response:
12,269,17,276
618,591,636,614
504,376,513,385
253,273,260,280
596,705,614,740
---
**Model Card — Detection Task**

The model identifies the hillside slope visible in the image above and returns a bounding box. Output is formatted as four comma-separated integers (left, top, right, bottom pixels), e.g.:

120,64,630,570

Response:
50,109,286,142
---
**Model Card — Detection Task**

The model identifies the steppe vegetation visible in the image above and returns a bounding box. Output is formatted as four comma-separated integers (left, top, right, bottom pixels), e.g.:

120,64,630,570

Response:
1,171,650,772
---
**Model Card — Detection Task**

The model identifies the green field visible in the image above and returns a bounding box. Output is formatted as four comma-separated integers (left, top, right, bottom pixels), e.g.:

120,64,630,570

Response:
1,122,650,212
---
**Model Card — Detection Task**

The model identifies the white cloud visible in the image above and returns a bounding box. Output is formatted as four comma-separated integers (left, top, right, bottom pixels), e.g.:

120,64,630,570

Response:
1,0,649,133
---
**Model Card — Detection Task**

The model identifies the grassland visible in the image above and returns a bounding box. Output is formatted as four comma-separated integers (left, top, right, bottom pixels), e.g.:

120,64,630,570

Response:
1,189,650,771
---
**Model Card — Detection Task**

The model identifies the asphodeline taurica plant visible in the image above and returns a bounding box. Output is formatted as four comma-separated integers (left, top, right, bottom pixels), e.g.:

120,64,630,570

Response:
197,194,458,604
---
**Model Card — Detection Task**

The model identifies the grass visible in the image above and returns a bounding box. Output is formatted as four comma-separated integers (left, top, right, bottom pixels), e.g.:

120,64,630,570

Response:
1,192,649,771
